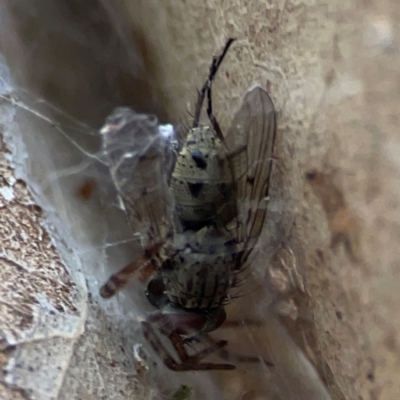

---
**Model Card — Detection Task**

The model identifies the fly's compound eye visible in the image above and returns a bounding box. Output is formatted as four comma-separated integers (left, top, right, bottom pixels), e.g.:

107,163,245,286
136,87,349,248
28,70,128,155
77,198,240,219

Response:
146,277,167,308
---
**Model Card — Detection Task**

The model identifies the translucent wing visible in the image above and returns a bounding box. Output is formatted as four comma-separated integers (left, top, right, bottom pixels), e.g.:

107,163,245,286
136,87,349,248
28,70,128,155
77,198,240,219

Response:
99,107,175,247
223,86,277,255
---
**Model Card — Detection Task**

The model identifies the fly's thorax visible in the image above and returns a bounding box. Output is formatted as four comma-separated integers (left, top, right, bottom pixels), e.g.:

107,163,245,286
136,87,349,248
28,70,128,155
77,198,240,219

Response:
161,229,237,310
171,125,235,227
172,226,236,253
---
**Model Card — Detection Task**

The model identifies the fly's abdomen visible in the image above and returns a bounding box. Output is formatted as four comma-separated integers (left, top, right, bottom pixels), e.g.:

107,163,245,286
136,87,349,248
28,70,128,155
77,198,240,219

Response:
171,126,234,227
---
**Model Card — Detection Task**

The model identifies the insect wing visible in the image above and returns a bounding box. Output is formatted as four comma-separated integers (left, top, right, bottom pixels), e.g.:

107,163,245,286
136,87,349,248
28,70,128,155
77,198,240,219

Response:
99,107,175,247
224,86,277,255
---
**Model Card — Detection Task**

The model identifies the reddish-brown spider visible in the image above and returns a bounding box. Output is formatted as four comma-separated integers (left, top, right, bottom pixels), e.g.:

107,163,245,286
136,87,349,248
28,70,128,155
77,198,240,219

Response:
99,39,277,371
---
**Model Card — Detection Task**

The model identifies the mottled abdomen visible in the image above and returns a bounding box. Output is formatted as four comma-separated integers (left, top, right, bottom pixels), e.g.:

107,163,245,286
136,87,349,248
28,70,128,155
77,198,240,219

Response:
171,126,235,228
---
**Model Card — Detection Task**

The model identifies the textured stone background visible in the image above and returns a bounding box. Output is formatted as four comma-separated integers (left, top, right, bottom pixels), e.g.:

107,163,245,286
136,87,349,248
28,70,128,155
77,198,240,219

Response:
0,0,399,399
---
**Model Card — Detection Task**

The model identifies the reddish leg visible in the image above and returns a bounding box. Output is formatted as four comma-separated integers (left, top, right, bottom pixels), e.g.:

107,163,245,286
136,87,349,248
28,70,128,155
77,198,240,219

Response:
141,317,236,371
100,243,163,298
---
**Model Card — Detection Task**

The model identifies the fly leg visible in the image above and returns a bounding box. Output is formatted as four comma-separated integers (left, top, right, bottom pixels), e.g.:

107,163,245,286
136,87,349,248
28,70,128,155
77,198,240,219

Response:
193,38,235,129
205,62,223,141
197,319,274,367
202,333,274,367
100,242,164,298
142,315,236,371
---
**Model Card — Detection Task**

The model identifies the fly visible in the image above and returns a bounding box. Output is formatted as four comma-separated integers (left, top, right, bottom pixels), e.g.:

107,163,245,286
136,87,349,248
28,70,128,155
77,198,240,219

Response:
99,38,277,371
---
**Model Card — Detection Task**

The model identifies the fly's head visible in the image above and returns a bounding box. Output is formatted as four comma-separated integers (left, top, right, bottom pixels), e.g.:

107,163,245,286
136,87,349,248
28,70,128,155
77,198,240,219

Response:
145,275,228,337
160,236,235,308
